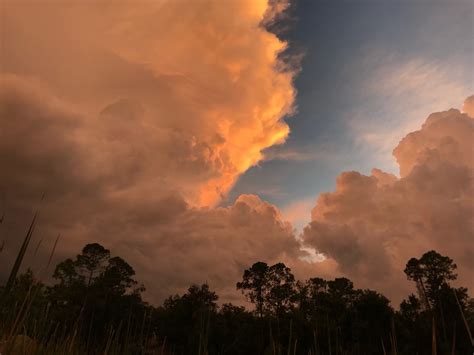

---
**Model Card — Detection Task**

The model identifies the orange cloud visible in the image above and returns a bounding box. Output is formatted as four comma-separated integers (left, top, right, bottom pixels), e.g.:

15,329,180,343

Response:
2,0,296,207
0,0,300,303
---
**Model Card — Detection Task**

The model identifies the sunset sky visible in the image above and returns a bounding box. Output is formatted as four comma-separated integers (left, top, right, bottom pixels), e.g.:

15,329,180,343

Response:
1,0,473,305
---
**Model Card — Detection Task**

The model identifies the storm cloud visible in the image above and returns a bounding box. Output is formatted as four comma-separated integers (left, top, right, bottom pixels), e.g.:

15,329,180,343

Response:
1,0,301,302
2,0,296,206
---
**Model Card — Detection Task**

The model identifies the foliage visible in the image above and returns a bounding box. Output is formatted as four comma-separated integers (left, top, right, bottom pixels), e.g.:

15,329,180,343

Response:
404,250,457,308
400,250,473,354
1,244,473,354
236,262,295,317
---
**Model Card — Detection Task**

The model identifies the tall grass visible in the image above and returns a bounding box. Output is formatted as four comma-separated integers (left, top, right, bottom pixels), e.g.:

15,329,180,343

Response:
2,213,37,299
0,212,149,354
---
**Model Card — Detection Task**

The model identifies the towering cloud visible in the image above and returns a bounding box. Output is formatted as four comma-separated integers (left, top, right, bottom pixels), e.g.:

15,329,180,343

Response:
0,0,300,302
303,97,474,301
2,0,296,206
0,75,303,302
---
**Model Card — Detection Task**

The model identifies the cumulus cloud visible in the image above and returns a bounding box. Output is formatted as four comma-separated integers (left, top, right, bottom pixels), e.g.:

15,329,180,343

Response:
109,194,303,301
2,0,296,206
0,75,304,302
0,0,302,302
350,55,472,172
303,99,474,302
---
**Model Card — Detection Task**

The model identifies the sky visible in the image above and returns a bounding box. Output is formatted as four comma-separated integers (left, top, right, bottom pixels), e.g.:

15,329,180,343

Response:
1,0,473,305
228,0,474,230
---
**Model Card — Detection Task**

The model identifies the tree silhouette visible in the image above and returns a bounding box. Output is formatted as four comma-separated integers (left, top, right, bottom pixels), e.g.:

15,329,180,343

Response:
404,250,457,308
267,262,296,315
237,262,295,316
46,243,145,349
401,250,473,354
159,284,218,353
99,256,138,295
236,261,269,317
2,245,473,354
76,243,110,286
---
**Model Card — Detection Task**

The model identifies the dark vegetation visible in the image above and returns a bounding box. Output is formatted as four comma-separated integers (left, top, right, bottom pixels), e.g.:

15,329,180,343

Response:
0,217,473,354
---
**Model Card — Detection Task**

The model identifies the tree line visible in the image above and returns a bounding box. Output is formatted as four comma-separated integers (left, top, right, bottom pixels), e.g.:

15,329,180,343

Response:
1,242,473,354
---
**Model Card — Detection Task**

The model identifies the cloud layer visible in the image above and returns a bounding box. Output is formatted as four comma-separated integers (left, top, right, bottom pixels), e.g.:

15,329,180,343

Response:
303,98,474,301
